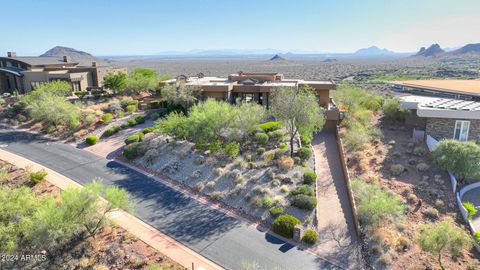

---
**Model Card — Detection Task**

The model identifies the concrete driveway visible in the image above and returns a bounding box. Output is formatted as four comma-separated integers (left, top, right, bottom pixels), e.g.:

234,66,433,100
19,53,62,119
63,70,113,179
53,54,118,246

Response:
0,127,343,270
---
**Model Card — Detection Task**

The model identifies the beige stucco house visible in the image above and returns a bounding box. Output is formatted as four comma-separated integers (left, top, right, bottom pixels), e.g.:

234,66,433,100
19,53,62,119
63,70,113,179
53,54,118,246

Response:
0,52,125,93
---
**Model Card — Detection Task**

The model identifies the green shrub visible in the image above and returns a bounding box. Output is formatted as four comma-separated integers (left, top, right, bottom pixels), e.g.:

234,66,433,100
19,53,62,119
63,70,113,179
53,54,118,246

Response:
125,132,144,145
255,132,269,144
149,112,160,120
302,229,318,244
256,147,266,155
272,214,301,238
225,141,240,157
142,127,155,134
269,206,284,218
433,140,480,181
262,197,274,208
297,147,311,160
208,140,223,153
16,114,27,122
274,149,290,159
29,169,48,184
127,119,137,126
102,113,113,125
303,172,317,185
474,232,480,244
259,121,281,133
85,136,98,145
120,99,139,109
123,142,141,160
126,104,137,113
135,115,146,124
344,123,371,150
279,143,286,149
300,131,313,145
0,98,5,105
463,202,478,221
103,125,120,137
290,195,317,210
290,185,315,196
383,98,408,121
294,156,301,165
149,100,162,109
268,130,284,141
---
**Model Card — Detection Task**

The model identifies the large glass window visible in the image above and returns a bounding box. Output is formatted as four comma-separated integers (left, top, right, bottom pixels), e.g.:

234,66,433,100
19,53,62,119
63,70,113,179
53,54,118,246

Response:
453,120,470,142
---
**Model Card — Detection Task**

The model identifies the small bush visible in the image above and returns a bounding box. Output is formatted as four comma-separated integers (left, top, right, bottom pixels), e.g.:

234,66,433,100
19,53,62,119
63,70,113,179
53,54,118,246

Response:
259,121,281,133
279,143,286,149
383,98,408,121
120,99,139,109
262,197,275,208
303,172,317,185
208,140,222,153
297,147,311,160
290,194,317,210
256,147,266,155
269,206,284,218
274,149,290,159
416,162,429,172
85,136,98,145
291,185,315,196
413,147,426,156
463,202,478,221
272,214,301,238
126,104,137,113
263,151,275,162
268,130,284,141
17,114,27,122
300,131,313,145
255,132,269,144
294,156,301,165
135,115,146,124
194,183,205,192
125,134,141,145
103,125,120,137
102,113,113,125
390,164,405,176
474,232,480,244
423,207,439,220
302,229,318,244
123,142,141,160
225,141,240,157
250,196,263,208
142,127,155,134
278,156,294,170
127,119,137,126
30,169,48,184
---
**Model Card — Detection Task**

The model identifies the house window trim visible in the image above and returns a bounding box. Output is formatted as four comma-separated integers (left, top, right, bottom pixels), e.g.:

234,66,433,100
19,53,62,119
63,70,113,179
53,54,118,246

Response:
453,120,470,142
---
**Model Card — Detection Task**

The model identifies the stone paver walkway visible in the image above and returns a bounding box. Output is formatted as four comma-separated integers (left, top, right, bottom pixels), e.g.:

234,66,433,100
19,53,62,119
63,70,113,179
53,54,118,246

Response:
312,132,361,269
0,149,223,270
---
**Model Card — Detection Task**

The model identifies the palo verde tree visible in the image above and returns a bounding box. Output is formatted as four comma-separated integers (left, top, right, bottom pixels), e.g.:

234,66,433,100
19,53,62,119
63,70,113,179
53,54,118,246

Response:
432,139,480,182
160,84,201,113
103,72,127,94
417,220,472,270
124,68,159,95
270,86,325,157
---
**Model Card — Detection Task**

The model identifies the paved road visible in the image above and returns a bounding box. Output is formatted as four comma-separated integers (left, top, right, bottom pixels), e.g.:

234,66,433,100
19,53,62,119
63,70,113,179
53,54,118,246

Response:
0,127,342,270
312,132,361,268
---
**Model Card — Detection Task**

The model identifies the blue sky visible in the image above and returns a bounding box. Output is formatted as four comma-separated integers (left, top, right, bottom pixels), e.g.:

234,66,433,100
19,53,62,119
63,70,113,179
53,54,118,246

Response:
3,0,480,55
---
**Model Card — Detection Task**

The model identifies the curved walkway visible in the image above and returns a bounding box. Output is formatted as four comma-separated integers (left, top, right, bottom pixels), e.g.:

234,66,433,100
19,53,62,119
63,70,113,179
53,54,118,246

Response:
0,127,342,270
312,132,361,269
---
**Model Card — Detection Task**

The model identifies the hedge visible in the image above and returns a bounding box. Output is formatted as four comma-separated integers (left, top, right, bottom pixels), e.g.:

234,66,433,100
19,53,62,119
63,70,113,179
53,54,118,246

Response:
259,121,281,133
303,172,317,185
272,214,301,238
255,132,269,144
290,195,317,211
290,185,315,196
302,229,318,244
85,136,98,145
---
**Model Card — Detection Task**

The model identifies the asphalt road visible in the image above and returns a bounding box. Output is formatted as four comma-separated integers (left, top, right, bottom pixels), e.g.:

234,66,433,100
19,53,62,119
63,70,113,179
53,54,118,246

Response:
0,127,342,270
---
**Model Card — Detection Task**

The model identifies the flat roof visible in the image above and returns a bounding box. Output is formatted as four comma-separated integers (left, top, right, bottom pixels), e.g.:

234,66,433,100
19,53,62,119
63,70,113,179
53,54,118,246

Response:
399,94,480,119
393,80,480,96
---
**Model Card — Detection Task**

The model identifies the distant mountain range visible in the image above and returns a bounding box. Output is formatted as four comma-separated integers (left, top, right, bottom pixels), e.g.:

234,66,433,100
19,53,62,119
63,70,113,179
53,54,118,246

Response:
413,43,480,58
40,46,100,65
354,46,396,56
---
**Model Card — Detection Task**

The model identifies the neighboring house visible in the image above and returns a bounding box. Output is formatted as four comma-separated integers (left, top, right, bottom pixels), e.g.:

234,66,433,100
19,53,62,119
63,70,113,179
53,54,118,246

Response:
394,80,480,143
164,72,340,127
0,52,126,93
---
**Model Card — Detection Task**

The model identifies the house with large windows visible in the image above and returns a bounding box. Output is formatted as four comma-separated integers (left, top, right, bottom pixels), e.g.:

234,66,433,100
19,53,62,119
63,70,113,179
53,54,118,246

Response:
0,52,125,93
394,80,480,143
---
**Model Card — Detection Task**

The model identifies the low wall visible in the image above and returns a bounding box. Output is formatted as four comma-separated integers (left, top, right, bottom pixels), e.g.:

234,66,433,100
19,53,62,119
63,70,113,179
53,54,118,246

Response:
335,126,361,238
458,182,480,252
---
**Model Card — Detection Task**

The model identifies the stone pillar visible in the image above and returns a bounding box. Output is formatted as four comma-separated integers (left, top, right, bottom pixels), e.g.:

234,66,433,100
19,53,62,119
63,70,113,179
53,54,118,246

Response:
293,225,303,242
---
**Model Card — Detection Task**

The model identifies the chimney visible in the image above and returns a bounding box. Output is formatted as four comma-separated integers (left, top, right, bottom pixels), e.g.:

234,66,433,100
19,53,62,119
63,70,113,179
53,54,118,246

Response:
91,61,97,67
63,55,71,62
7,52,16,57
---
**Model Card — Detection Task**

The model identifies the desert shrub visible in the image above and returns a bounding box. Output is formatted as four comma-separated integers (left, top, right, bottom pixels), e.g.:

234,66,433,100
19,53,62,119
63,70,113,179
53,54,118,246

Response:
126,104,137,113
416,162,429,172
149,111,160,120
297,147,311,160
280,185,289,193
272,214,301,238
269,206,284,218
0,98,5,105
250,196,263,208
263,151,275,162
390,164,405,176
0,168,8,183
423,207,439,220
300,130,313,145
102,113,113,125
274,148,290,159
262,197,275,208
433,139,480,181
413,146,426,156
383,98,408,121
303,172,317,185
255,132,269,144
85,136,98,145
127,118,137,126
290,194,317,210
463,202,478,220
225,141,240,157
277,156,294,170
351,178,405,228
343,123,371,150
377,252,393,266
256,147,266,155
106,102,123,113
17,114,27,122
302,229,318,244
290,185,315,196
123,142,141,160
29,169,48,184
258,121,281,133
142,127,155,134
208,140,223,153
125,133,142,145
268,130,284,141
474,232,480,244
205,181,216,189
294,157,301,165
135,115,146,124
279,143,286,149
103,125,120,137
120,99,139,109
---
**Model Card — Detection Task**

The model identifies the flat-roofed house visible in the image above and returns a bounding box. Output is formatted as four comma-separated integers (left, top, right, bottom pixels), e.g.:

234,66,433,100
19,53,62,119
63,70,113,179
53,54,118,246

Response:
0,52,126,94
165,72,340,128
394,80,480,143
